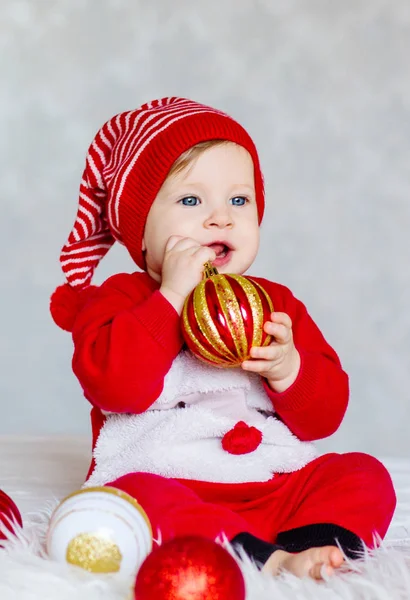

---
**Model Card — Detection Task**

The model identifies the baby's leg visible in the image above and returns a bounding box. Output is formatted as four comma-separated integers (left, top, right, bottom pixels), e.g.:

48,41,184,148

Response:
274,452,396,558
108,473,296,571
107,472,257,544
229,452,396,579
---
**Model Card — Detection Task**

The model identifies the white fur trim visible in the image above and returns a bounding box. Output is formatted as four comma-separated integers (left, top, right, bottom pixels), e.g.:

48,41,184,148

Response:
89,351,319,485
86,410,318,486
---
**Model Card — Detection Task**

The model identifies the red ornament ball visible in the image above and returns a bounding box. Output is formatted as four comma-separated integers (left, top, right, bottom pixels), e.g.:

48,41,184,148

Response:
0,490,22,544
181,262,274,368
134,535,245,600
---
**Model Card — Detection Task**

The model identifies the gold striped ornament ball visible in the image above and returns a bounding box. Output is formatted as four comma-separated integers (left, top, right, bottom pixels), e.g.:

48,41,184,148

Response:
181,262,274,367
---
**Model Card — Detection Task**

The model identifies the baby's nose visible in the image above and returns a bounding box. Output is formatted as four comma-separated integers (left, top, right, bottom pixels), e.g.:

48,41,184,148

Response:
205,210,233,228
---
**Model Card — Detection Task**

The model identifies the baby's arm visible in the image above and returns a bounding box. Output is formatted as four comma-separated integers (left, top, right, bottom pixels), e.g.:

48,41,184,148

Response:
71,272,183,414
257,279,349,441
72,236,217,414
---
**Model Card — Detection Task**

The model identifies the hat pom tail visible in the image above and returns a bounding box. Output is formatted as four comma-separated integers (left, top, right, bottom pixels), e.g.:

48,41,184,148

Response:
50,283,97,332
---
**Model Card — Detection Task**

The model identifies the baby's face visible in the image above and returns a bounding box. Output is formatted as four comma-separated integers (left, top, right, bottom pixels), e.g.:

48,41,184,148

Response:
142,142,260,281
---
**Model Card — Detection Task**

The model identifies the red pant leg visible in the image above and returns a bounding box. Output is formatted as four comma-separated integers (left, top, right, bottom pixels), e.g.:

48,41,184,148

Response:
106,472,256,544
258,452,396,547
181,452,396,549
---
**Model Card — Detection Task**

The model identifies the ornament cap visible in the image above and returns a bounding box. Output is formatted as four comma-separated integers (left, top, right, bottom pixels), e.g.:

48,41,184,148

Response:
203,261,219,279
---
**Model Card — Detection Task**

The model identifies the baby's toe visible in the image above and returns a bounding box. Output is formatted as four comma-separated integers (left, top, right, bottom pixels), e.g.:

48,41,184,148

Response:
329,546,345,567
309,562,333,580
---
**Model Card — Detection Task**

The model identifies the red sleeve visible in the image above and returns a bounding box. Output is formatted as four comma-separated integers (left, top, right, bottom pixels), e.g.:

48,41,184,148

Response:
253,278,349,441
71,272,184,414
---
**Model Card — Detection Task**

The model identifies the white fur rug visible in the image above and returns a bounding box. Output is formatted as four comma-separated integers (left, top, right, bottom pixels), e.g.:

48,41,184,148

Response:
1,437,410,599
1,511,410,600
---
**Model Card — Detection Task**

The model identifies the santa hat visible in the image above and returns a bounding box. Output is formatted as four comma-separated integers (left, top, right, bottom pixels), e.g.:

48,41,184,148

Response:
50,97,265,332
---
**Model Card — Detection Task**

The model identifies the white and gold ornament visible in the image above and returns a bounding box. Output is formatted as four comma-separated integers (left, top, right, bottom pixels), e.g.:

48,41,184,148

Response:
46,486,152,576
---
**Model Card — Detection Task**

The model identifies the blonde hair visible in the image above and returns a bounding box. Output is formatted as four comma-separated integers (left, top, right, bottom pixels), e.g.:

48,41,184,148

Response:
167,139,229,179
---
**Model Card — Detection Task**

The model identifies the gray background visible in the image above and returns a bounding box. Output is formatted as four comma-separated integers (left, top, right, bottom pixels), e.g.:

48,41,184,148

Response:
1,1,409,457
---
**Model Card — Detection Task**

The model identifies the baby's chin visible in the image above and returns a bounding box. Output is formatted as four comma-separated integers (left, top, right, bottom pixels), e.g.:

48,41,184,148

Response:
233,254,256,274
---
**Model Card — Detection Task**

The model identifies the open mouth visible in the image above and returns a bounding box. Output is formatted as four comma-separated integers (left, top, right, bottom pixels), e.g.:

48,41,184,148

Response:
209,243,229,257
206,242,233,266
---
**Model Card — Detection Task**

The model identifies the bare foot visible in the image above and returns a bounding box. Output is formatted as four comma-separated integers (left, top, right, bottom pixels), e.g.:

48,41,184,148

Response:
262,546,345,580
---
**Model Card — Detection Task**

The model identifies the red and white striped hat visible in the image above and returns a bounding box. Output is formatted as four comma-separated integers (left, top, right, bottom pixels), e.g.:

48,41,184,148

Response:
50,97,265,331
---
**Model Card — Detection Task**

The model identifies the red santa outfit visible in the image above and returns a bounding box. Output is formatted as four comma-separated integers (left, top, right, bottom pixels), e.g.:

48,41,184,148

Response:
51,98,396,564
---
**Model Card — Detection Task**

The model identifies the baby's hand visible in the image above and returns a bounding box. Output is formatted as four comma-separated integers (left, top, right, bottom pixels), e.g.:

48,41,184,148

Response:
241,312,301,393
160,235,216,314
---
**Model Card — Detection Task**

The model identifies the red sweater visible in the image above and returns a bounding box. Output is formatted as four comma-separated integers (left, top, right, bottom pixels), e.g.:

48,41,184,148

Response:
71,271,349,475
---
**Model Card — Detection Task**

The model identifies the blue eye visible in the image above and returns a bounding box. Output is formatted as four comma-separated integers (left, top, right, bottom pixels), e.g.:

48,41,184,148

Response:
179,196,200,206
230,196,248,206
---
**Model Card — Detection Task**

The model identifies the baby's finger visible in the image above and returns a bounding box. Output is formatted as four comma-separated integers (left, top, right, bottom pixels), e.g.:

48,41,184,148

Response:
166,236,201,253
264,321,292,344
270,312,293,329
164,235,186,252
249,345,281,361
241,359,273,374
192,245,217,262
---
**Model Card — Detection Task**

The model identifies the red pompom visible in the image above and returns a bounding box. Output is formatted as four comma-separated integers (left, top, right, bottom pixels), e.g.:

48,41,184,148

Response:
50,283,97,332
222,421,263,455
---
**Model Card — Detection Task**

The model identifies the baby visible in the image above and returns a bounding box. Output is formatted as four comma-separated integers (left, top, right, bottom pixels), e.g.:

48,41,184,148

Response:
51,97,396,580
